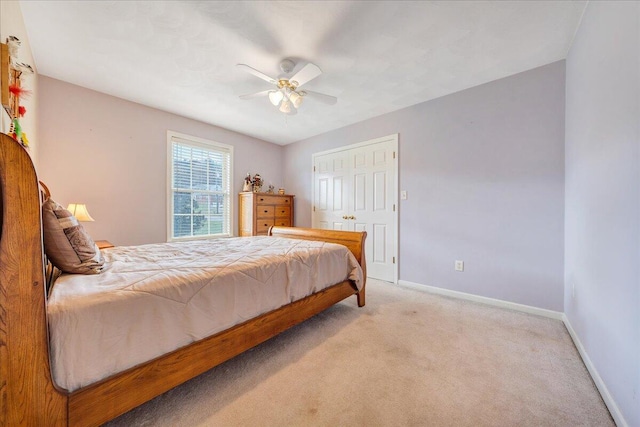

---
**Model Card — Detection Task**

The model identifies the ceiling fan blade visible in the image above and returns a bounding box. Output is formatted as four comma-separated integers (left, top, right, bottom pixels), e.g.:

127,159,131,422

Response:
236,64,277,85
302,90,337,105
239,90,272,100
290,63,322,88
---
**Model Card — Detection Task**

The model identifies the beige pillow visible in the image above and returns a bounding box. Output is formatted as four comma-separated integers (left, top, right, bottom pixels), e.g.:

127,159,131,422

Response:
42,198,105,274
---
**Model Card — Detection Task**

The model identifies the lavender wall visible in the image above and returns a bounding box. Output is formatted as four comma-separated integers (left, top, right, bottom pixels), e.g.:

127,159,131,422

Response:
565,2,640,426
37,76,284,246
284,61,566,311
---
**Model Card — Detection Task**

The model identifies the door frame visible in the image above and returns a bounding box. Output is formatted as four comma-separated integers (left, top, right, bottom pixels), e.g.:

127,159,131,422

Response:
312,133,399,283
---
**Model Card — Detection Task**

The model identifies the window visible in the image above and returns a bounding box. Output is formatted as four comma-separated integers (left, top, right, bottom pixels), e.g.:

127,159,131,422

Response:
167,131,233,240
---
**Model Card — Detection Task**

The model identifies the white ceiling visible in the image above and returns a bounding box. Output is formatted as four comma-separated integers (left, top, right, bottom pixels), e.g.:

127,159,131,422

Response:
20,1,586,145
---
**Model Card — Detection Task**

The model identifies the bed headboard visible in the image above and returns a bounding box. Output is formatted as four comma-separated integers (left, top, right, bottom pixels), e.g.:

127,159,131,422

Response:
0,133,67,424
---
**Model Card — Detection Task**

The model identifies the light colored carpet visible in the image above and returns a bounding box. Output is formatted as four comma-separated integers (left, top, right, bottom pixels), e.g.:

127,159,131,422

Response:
106,280,614,426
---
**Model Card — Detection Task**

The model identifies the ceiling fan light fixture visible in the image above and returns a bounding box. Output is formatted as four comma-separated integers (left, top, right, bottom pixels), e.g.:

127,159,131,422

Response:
279,99,292,114
289,91,303,108
268,90,283,106
238,59,336,115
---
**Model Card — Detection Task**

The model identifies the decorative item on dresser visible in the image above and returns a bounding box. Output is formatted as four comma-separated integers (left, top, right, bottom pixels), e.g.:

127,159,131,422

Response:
239,192,294,236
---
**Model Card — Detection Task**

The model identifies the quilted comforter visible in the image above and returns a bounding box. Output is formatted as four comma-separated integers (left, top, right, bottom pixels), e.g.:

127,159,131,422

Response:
48,236,363,392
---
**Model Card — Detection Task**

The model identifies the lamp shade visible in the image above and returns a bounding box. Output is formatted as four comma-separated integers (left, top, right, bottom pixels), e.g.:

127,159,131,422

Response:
67,203,95,222
279,99,292,113
268,90,284,106
289,91,303,108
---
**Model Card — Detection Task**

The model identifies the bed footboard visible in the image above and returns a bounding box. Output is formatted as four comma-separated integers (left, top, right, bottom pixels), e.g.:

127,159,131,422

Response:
268,226,367,306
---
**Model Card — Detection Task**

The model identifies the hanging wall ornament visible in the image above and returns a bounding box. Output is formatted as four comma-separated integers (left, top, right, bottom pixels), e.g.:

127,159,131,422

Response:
2,36,31,119
12,118,22,139
6,36,20,58
2,35,33,149
9,84,31,98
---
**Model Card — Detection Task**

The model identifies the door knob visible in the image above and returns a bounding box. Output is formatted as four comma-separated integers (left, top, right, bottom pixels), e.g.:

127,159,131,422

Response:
349,215,356,220
342,215,348,219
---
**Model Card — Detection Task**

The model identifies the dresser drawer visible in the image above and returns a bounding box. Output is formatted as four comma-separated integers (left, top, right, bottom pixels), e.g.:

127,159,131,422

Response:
256,195,291,205
256,219,275,233
274,206,290,218
275,218,291,227
256,205,275,218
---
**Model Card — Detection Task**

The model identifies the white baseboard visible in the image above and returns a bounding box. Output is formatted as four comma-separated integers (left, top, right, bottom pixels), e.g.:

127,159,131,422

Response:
397,280,563,320
562,314,628,427
394,280,626,426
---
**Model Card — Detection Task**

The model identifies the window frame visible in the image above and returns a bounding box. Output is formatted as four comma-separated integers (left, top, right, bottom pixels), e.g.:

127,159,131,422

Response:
166,130,234,242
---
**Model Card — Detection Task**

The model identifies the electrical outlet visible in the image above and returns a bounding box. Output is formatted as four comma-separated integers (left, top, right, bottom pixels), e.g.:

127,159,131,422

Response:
455,260,464,272
401,190,408,200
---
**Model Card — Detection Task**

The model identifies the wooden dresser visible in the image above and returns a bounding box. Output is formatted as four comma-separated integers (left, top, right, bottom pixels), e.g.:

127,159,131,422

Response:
238,192,294,236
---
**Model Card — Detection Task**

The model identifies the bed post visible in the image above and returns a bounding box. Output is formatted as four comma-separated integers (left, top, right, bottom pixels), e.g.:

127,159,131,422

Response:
0,133,67,425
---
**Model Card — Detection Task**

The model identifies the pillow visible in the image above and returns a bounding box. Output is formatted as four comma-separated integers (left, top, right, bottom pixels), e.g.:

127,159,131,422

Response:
42,197,105,274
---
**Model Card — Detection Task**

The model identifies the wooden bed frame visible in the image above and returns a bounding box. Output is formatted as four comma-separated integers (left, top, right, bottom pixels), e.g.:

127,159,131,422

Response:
0,132,367,426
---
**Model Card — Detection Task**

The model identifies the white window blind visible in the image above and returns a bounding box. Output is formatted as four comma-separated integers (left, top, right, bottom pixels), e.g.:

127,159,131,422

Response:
167,132,233,240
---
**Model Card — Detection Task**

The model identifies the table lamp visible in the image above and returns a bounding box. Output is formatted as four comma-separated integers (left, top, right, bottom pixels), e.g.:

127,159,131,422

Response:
67,203,95,222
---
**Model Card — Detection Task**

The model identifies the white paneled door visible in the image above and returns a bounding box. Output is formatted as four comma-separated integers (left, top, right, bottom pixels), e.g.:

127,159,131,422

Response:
313,135,398,282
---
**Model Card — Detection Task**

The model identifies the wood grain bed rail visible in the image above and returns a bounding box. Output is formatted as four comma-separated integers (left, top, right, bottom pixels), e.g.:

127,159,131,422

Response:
0,133,367,426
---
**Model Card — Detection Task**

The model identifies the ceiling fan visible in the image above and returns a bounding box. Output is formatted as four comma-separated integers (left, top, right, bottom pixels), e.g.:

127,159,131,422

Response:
237,59,337,115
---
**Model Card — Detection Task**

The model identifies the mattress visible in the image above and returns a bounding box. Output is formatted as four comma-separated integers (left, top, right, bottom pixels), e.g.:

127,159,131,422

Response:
47,236,363,392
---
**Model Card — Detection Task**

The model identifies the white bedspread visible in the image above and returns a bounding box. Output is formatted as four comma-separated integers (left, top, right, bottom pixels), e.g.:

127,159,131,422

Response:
48,236,363,392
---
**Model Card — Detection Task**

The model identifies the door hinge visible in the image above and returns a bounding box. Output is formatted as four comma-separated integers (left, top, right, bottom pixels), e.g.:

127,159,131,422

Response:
393,204,396,212
313,166,316,172
393,151,396,159
393,257,396,264
313,205,316,212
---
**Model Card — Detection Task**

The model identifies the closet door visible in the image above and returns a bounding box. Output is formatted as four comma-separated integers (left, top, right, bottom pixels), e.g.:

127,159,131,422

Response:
312,135,398,282
347,142,396,282
313,150,350,231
